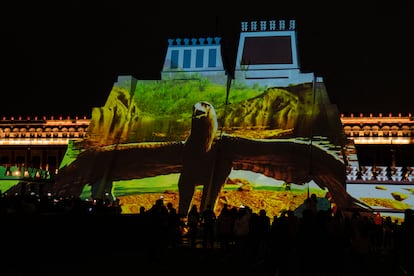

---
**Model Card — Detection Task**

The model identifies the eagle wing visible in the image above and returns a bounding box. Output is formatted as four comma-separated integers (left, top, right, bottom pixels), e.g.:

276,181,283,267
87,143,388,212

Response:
54,135,370,213
208,135,370,212
53,142,185,196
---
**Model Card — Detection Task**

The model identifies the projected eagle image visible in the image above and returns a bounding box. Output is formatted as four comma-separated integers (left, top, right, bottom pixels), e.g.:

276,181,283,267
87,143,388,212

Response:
54,83,369,217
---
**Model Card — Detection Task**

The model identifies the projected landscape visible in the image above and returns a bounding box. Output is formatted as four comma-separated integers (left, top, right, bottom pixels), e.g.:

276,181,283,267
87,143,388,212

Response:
53,75,357,218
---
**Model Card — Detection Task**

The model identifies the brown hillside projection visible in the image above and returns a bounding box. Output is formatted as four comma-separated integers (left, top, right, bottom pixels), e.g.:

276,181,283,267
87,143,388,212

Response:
218,87,301,132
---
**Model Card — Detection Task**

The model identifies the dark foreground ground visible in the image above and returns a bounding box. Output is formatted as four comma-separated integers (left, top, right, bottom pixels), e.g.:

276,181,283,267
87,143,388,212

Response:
1,213,411,276
2,243,407,276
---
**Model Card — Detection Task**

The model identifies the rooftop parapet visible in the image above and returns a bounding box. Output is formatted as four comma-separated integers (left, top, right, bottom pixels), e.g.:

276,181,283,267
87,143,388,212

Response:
167,37,221,46
240,19,296,32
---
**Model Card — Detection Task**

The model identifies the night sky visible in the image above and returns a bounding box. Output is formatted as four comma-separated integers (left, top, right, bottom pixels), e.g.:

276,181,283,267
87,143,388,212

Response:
1,2,412,118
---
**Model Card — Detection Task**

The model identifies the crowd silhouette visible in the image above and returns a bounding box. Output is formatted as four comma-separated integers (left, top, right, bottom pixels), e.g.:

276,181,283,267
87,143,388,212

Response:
0,192,413,276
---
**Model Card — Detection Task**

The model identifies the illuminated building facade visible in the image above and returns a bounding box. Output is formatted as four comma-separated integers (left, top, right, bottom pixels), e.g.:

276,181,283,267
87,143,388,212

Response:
341,112,414,178
0,115,89,194
1,19,413,220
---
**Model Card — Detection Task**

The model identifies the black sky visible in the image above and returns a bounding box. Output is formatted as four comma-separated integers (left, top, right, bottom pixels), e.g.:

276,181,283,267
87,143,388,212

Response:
1,2,413,117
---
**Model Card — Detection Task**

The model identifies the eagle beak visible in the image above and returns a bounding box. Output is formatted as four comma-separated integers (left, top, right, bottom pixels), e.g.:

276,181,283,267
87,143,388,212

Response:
193,110,207,119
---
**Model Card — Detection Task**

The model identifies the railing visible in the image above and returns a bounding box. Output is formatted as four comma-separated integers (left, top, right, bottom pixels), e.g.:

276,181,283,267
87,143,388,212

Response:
346,165,414,183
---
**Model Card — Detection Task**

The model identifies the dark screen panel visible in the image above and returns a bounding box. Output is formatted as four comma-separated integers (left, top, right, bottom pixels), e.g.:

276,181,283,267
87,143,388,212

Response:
241,36,293,65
